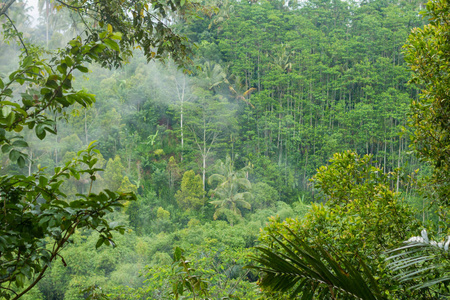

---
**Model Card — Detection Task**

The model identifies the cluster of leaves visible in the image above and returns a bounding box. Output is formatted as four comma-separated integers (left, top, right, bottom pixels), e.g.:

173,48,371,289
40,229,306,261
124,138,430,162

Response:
406,0,450,214
50,0,196,67
0,141,136,299
0,25,140,298
138,244,259,299
252,152,420,299
0,30,123,168
170,246,209,299
310,152,419,259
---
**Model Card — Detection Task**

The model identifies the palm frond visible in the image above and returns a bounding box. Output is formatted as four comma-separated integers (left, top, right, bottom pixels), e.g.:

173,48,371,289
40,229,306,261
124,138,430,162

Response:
212,207,229,220
248,227,384,300
208,174,226,185
234,196,251,210
386,232,450,293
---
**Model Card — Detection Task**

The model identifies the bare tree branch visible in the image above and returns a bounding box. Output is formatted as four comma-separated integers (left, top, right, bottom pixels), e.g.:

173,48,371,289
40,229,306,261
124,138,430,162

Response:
3,13,28,56
0,286,18,297
55,0,84,10
0,0,16,16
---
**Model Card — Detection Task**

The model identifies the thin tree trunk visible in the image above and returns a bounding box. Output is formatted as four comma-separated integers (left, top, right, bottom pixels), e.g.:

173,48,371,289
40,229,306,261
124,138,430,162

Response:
180,77,185,162
202,116,206,190
28,150,32,176
396,137,401,193
84,109,88,145
46,0,49,48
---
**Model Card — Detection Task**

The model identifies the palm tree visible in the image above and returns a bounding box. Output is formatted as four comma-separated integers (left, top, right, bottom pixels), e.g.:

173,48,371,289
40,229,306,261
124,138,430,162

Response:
228,74,256,108
38,0,81,47
207,0,234,31
271,44,293,73
37,0,54,47
208,156,252,226
198,61,227,92
249,226,384,300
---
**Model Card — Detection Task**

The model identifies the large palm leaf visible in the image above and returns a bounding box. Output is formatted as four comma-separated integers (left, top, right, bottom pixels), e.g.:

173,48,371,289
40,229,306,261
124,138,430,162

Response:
386,230,450,294
208,156,252,224
249,227,384,300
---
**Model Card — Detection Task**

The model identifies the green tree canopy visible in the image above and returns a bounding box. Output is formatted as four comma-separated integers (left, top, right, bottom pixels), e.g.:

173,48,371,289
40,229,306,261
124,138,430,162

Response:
176,170,206,211
253,152,420,299
103,155,126,191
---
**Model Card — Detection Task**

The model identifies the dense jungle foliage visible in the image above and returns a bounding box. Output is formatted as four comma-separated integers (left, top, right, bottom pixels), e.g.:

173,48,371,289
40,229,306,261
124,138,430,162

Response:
0,0,449,299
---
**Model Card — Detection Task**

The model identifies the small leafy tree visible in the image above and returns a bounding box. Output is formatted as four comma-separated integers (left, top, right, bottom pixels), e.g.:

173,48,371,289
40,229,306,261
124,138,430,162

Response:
103,155,126,191
175,170,206,212
166,156,181,192
252,152,420,299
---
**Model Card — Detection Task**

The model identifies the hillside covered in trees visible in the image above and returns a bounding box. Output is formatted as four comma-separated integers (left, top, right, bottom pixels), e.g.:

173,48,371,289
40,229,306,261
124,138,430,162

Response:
1,0,449,299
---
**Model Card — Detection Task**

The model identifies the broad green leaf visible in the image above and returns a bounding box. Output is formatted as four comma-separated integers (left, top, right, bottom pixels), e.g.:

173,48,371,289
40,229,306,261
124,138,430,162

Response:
76,66,89,73
12,140,28,148
35,125,46,140
2,144,12,153
96,237,104,249
104,39,120,52
22,56,33,68
17,156,26,168
9,149,20,161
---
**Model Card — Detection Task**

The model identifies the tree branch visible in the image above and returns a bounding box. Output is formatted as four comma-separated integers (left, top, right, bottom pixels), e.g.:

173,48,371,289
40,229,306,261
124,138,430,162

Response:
0,0,15,16
11,219,81,300
3,13,28,56
0,286,18,297
55,0,84,10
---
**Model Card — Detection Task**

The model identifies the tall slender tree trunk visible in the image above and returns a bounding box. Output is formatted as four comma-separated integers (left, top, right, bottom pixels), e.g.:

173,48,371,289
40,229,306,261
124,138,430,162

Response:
55,134,58,164
202,117,206,190
84,108,88,145
180,95,184,162
202,154,206,191
28,150,33,176
174,75,187,162
396,137,402,193
46,0,49,48
384,128,387,173
180,77,186,162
